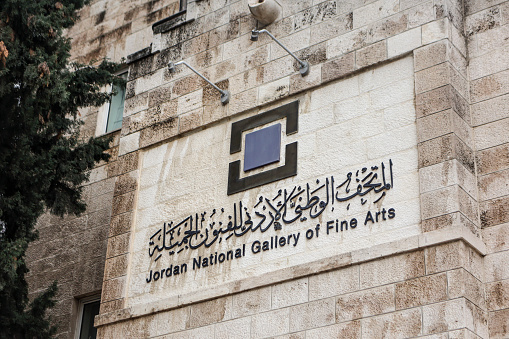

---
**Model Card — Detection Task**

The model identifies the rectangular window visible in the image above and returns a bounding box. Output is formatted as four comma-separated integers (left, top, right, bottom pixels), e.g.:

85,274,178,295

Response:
75,296,101,339
105,72,127,133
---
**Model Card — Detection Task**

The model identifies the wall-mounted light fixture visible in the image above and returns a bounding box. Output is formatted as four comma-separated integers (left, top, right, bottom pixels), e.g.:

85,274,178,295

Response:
248,0,281,26
250,29,310,76
168,61,230,105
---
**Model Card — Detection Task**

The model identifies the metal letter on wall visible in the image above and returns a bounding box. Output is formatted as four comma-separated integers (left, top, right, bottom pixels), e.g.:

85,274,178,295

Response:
227,101,299,195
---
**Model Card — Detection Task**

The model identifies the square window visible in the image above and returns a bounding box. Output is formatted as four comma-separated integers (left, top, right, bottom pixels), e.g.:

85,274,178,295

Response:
244,123,281,171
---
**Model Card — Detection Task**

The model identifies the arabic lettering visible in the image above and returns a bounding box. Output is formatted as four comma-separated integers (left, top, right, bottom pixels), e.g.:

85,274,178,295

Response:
148,160,394,260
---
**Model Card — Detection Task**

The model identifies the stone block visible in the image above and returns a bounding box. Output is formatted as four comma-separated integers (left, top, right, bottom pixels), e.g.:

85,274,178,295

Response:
419,160,477,198
417,110,452,143
115,151,140,177
251,308,290,338
189,296,232,328
353,0,400,29
124,92,150,117
231,286,271,318
293,1,337,31
470,69,509,103
87,191,114,214
415,62,450,94
310,12,353,43
406,1,435,28
177,89,203,115
425,241,468,275
243,44,270,69
128,54,154,81
109,212,133,237
114,170,138,197
258,77,290,105
421,185,478,223
356,40,387,69
139,117,178,148
101,276,126,302
482,222,509,253
416,85,468,120
99,299,123,314
466,6,502,37
480,195,509,228
387,27,422,58
208,20,240,48
486,279,509,311
148,306,189,336
370,11,409,42
395,273,448,309
326,28,367,60
422,18,449,45
470,44,509,81
423,299,464,334
87,207,112,230
361,308,422,338
418,134,474,173
489,308,509,338
485,250,509,282
423,298,488,337
295,42,327,66
289,64,322,95
272,277,308,309
179,108,203,133
104,254,129,280
479,168,509,201
172,74,206,99
359,251,425,289
336,284,395,322
230,67,264,95
475,117,509,151
308,265,358,301
472,93,509,127
163,324,215,339
229,88,258,116
448,328,482,339
306,320,361,339
289,298,335,332
148,83,173,108
321,52,355,83
106,232,131,259
112,191,136,216
215,316,251,339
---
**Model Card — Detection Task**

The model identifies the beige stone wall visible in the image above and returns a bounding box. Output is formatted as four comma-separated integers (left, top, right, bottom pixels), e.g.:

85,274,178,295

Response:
25,0,509,338
26,134,120,338
98,241,487,338
125,55,421,307
467,0,509,337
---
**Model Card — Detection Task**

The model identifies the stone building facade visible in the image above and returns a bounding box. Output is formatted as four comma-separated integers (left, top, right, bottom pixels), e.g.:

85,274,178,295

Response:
26,0,509,338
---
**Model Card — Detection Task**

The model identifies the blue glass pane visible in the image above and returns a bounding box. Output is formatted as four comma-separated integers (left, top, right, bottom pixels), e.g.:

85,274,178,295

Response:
244,123,281,171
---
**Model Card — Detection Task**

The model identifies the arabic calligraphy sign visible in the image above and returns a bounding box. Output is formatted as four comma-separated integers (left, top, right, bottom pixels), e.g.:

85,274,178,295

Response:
146,160,395,283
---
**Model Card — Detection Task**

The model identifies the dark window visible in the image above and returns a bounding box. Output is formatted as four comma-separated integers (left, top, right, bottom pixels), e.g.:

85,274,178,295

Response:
78,299,100,339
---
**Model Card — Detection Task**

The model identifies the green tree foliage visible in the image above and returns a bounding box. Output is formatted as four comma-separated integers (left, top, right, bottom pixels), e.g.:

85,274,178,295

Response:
0,1,122,337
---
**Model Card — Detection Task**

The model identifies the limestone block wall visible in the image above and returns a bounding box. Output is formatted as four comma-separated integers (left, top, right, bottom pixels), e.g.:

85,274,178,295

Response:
467,0,509,337
26,134,120,338
98,241,486,338
24,0,509,338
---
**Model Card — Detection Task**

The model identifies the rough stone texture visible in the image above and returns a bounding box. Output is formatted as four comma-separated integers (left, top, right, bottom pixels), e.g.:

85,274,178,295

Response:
26,0,509,338
336,285,395,322
395,273,448,309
